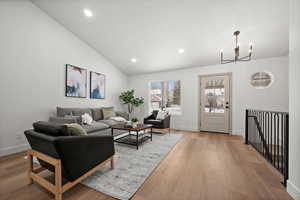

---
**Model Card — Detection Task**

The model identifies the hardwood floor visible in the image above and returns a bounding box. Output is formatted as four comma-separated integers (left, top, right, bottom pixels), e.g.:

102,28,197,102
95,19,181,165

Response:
0,131,292,200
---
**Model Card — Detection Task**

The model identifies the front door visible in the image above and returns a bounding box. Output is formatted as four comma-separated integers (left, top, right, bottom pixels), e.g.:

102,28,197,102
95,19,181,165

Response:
200,74,231,133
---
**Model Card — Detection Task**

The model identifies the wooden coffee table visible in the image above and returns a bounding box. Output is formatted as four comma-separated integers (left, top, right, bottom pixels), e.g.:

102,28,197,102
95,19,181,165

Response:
111,124,153,149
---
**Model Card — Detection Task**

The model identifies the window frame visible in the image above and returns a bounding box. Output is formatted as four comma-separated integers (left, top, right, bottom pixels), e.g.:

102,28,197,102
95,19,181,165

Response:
148,79,182,115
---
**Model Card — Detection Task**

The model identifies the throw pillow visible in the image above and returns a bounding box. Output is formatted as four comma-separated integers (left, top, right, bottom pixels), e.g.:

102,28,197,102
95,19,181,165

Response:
156,110,167,120
81,113,93,125
110,116,127,122
102,107,116,119
91,108,103,121
65,123,87,136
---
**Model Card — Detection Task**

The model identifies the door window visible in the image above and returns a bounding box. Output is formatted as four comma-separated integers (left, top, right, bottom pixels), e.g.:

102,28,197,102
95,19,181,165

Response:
204,80,225,113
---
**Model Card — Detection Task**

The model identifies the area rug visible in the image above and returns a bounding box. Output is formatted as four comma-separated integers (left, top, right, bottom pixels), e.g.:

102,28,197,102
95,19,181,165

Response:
82,132,183,200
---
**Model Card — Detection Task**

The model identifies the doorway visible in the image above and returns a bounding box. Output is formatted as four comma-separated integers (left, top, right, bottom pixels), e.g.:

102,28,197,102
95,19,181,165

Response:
199,73,232,133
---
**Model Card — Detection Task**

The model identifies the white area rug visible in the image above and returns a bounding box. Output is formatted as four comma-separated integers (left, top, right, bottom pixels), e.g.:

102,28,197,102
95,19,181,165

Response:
82,133,183,200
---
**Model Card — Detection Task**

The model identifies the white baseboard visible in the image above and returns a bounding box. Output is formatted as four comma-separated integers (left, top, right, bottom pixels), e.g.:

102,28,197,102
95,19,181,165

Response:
287,180,300,200
231,129,243,135
0,143,29,157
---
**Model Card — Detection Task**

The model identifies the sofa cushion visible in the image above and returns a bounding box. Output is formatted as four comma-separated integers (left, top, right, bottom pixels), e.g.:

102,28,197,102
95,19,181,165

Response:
100,119,126,127
65,123,87,136
72,108,92,118
57,107,74,117
33,121,69,136
88,128,127,137
91,108,103,121
49,116,80,124
82,121,110,133
102,107,116,119
87,128,111,136
57,107,93,118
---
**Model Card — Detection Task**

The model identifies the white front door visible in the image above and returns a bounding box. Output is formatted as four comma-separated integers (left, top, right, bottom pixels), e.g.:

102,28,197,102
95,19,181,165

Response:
200,74,231,133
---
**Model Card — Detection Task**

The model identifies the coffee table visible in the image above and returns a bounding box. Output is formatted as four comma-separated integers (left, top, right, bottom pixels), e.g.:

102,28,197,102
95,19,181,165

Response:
111,124,153,149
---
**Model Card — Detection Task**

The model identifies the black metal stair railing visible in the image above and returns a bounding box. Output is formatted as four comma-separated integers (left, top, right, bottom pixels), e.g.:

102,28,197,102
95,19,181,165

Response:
245,109,289,186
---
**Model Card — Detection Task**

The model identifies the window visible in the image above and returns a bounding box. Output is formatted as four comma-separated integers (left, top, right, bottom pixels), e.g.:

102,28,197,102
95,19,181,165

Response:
250,72,274,89
150,80,181,115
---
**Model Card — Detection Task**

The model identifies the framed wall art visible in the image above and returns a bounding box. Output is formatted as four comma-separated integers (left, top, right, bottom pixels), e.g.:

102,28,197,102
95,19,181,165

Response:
65,64,87,98
90,71,105,99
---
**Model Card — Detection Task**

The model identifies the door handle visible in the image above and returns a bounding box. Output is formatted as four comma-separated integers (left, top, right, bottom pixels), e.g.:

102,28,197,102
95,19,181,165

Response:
225,106,230,109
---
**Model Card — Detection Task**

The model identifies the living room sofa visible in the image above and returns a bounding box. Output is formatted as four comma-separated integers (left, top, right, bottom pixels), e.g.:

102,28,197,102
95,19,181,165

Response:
49,107,129,136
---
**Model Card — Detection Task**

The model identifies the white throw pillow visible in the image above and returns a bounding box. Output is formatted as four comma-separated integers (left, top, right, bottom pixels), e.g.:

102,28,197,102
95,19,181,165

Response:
81,113,93,125
156,111,167,120
110,116,127,122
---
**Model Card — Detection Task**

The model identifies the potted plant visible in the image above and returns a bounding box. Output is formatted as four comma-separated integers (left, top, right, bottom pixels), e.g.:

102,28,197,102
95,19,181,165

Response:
119,89,144,117
131,118,139,128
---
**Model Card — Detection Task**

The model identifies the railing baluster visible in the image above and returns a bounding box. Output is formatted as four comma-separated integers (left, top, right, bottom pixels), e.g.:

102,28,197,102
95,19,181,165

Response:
281,114,284,174
270,113,273,163
266,112,269,159
284,114,289,186
276,114,280,170
245,109,288,186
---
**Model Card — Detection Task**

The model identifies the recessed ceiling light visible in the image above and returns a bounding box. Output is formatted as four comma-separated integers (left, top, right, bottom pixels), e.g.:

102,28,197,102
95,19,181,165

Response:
178,48,185,54
83,9,93,17
131,58,137,63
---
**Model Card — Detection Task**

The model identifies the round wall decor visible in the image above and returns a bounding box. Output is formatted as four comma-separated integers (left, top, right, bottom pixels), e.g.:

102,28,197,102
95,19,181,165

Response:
250,72,274,89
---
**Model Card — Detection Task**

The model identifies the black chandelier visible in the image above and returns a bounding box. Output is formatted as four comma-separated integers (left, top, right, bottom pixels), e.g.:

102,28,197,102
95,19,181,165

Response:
220,31,253,64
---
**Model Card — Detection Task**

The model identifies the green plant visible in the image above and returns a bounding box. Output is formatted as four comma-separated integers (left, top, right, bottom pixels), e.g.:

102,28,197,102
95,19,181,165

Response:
131,118,138,123
119,89,144,113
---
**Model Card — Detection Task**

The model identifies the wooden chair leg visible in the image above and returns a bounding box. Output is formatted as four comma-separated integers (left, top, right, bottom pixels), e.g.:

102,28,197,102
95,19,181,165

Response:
55,160,62,200
27,151,33,185
111,156,114,169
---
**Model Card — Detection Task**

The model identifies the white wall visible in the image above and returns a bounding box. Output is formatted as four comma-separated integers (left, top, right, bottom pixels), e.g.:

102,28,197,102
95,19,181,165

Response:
129,56,289,135
287,0,300,199
0,0,128,156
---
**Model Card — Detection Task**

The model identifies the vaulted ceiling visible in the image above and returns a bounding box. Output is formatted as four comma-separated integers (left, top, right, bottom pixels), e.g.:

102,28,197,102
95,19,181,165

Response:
32,0,289,75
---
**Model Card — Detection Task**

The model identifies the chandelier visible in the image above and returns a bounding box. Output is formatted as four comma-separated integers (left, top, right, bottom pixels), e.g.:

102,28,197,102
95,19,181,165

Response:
220,31,253,64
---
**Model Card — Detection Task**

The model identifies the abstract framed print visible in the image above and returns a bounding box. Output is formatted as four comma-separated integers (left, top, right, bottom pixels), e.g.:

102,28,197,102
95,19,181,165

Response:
65,64,87,98
90,71,105,99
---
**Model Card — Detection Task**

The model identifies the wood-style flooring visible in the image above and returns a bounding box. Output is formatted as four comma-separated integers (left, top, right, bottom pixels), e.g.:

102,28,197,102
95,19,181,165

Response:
0,131,293,200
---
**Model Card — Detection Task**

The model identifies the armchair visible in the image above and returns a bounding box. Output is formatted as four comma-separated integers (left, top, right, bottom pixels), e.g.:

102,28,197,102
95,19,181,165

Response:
144,110,171,133
24,125,114,200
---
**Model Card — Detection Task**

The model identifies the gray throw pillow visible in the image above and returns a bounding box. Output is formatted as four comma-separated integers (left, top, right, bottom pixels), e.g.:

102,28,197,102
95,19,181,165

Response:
91,108,103,121
65,123,87,136
102,107,116,119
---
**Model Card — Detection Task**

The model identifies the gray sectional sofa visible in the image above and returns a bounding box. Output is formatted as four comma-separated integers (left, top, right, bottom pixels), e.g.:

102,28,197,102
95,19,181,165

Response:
49,107,129,136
